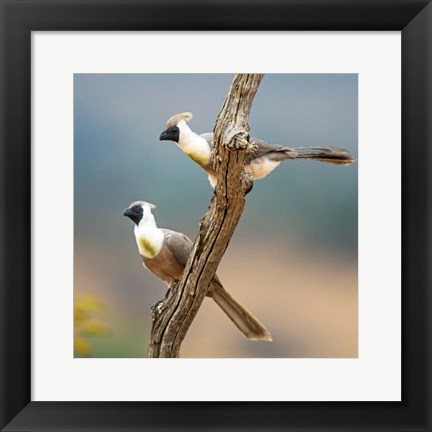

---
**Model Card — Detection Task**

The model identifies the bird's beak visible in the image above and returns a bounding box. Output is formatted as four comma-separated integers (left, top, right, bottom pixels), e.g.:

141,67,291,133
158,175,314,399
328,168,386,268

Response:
159,130,170,141
159,126,180,143
123,208,134,219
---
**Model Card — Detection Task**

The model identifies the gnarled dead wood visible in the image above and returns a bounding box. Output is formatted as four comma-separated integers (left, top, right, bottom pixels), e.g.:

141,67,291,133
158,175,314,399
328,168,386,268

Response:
148,74,264,358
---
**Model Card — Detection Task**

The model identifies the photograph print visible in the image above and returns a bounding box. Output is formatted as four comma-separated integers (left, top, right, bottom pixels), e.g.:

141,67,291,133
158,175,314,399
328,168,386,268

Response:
74,73,358,358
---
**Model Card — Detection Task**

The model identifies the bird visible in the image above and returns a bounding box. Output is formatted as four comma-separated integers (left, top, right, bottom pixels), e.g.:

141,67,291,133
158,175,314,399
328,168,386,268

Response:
123,200,272,341
159,112,355,188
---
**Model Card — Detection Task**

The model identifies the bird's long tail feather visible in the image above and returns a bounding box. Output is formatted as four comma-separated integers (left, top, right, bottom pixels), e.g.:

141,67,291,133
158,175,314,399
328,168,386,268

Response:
290,146,355,165
209,283,272,341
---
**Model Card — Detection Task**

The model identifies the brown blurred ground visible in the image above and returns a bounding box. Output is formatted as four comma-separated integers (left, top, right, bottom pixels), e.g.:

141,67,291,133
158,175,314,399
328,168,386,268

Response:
75,237,357,358
182,239,357,358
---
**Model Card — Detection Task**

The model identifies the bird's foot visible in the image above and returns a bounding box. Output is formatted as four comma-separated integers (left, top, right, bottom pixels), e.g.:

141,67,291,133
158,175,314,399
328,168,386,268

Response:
150,287,174,318
151,299,165,316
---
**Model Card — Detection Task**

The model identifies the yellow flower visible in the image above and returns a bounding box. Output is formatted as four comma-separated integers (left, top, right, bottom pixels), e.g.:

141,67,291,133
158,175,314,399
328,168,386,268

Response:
74,335,91,357
79,319,110,337
74,295,110,357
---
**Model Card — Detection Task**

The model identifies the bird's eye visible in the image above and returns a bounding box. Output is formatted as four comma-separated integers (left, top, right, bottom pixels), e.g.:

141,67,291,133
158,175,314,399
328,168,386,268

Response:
171,128,177,133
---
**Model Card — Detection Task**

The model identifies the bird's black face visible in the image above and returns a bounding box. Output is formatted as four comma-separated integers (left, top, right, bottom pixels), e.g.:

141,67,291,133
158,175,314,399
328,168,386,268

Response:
123,205,143,226
159,126,180,143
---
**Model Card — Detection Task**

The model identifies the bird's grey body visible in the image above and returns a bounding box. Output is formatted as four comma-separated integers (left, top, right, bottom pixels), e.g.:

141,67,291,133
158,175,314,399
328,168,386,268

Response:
141,229,189,287
141,228,224,289
159,112,354,188
124,201,271,341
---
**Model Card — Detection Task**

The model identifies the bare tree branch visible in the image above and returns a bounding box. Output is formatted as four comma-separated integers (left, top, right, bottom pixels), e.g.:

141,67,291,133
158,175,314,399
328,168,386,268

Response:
148,74,264,358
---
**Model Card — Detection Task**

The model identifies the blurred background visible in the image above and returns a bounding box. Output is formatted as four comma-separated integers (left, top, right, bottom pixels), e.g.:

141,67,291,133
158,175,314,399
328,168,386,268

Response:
74,74,358,358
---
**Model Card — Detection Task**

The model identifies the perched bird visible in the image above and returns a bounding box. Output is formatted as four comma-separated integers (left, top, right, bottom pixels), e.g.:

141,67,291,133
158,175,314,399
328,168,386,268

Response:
159,112,354,188
123,200,272,341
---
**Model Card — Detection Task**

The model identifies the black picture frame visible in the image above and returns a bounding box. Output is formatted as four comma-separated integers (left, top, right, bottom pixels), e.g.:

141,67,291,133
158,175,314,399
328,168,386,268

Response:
1,1,431,431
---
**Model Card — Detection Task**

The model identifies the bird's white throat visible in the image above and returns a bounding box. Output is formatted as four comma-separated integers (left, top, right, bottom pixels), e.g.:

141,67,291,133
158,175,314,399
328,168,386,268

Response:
134,208,164,259
177,121,211,166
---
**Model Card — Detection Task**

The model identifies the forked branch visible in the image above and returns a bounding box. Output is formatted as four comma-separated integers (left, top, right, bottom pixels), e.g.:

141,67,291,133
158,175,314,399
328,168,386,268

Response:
148,74,264,358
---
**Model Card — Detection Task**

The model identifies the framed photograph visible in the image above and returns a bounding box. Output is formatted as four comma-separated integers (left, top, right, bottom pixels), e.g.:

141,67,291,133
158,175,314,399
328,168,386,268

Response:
1,1,431,431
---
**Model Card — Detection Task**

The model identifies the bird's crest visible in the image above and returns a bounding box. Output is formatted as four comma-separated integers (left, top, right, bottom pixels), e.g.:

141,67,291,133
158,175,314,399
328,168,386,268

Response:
165,112,193,129
128,200,156,210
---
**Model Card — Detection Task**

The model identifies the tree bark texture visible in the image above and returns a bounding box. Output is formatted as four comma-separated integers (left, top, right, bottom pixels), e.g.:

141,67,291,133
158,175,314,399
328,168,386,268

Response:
148,74,264,358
